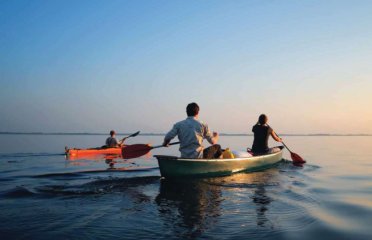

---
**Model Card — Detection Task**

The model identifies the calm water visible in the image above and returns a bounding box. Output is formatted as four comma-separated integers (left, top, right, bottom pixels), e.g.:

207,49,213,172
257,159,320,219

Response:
0,135,371,239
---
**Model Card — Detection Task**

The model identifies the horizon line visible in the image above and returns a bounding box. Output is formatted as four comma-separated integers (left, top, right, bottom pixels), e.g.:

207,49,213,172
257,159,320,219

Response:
0,131,371,137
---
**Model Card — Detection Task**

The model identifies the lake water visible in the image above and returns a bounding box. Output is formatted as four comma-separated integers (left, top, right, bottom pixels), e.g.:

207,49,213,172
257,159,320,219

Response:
0,134,371,239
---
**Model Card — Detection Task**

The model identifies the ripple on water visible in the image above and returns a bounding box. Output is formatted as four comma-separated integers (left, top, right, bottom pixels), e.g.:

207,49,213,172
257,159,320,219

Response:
0,177,15,182
336,174,372,181
0,153,64,158
270,191,317,229
292,180,307,187
0,186,35,198
32,167,158,178
191,165,319,238
203,170,281,189
307,209,370,240
320,200,372,229
206,182,280,189
35,176,160,197
32,172,86,179
308,187,333,194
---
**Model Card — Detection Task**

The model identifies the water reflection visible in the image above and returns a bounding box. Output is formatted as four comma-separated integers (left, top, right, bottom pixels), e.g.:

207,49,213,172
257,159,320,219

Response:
155,178,222,238
154,170,279,237
205,170,280,228
252,185,271,227
65,150,153,170
66,153,122,161
65,153,141,169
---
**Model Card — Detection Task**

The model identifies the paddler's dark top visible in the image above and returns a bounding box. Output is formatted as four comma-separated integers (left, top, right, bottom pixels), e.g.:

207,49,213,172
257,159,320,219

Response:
106,137,119,147
252,124,272,153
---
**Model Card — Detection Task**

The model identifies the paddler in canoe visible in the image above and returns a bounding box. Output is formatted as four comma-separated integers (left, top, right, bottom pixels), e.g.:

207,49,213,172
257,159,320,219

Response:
162,102,222,159
251,114,282,155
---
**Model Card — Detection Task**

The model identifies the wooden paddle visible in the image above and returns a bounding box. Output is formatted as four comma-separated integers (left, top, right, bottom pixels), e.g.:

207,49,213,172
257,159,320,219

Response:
122,141,180,159
119,131,140,144
268,125,306,164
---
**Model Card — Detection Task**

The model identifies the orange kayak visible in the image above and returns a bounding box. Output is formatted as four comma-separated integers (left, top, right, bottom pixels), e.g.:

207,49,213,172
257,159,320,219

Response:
65,147,124,158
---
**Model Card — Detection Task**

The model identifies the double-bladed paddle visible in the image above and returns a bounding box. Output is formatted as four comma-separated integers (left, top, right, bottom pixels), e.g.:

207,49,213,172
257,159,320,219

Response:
122,141,180,159
119,131,141,144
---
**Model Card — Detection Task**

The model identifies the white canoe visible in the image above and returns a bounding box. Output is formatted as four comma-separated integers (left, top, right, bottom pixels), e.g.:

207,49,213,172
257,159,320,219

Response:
154,146,284,178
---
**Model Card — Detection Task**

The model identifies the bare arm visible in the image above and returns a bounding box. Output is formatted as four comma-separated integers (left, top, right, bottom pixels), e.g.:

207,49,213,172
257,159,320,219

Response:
270,130,282,142
204,124,219,145
211,132,219,144
205,131,219,145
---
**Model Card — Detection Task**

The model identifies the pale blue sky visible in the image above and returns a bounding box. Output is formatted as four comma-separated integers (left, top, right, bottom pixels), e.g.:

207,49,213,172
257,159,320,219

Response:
1,0,372,134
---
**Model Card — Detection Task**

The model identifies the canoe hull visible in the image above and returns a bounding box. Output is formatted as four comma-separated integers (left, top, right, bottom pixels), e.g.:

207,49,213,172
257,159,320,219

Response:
155,146,283,178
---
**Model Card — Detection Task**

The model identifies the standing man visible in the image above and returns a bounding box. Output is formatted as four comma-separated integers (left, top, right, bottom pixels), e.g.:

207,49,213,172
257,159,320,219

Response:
163,102,222,159
105,130,123,148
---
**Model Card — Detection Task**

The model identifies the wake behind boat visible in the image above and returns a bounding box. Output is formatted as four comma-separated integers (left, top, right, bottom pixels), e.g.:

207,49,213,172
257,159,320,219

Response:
154,146,284,178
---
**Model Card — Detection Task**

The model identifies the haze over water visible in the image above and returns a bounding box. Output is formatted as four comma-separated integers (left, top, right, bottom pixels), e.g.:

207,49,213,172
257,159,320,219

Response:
0,134,371,239
1,0,372,134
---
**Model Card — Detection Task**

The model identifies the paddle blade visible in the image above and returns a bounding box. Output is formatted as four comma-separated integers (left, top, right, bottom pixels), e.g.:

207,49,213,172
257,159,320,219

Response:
290,152,306,164
121,131,140,142
122,144,152,159
129,131,140,138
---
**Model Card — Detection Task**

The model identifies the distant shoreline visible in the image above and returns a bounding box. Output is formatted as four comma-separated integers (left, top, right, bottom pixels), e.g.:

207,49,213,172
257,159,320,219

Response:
0,132,371,137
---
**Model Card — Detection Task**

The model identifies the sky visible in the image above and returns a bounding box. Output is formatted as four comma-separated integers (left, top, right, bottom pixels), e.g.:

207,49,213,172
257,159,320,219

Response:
1,0,372,134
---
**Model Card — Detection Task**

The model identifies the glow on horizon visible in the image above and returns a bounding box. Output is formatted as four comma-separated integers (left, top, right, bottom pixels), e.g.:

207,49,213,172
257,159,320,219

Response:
1,0,372,134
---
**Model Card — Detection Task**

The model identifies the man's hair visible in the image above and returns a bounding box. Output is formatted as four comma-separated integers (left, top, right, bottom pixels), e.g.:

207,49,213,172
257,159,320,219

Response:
186,102,200,117
110,130,116,136
258,114,268,125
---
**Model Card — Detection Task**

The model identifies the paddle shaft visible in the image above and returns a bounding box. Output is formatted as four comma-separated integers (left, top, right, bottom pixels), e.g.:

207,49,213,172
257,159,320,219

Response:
280,141,293,153
267,125,305,163
267,125,292,152
120,131,140,143
151,141,180,149
121,141,180,159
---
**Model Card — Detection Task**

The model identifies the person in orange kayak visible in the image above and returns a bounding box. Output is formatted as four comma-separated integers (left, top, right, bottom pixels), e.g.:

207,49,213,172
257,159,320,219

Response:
105,130,123,148
162,102,222,159
251,114,282,155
